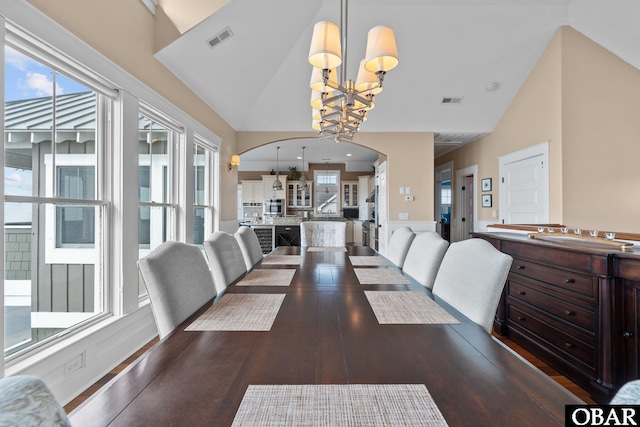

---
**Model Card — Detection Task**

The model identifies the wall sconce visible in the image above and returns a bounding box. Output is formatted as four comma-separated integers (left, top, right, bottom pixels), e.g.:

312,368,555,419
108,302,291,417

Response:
228,154,240,172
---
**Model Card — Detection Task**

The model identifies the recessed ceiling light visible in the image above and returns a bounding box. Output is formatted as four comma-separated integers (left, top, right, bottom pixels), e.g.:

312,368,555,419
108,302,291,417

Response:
346,153,352,157
486,82,500,92
296,156,302,160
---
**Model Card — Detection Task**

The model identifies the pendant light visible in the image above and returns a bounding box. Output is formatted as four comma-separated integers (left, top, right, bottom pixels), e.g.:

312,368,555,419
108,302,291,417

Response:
273,146,283,191
299,146,308,190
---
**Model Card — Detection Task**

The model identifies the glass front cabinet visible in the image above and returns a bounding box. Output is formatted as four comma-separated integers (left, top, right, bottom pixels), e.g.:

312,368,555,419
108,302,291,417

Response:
287,181,313,208
342,181,358,207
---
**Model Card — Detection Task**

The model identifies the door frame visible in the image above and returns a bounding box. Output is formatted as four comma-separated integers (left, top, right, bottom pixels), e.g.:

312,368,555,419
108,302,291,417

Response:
434,161,453,236
498,141,549,225
454,165,477,242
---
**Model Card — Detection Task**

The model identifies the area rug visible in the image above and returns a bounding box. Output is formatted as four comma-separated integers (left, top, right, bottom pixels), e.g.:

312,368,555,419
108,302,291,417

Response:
364,291,460,325
231,384,448,426
349,256,392,266
236,269,295,287
306,246,348,252
353,268,413,285
185,294,286,331
261,255,302,265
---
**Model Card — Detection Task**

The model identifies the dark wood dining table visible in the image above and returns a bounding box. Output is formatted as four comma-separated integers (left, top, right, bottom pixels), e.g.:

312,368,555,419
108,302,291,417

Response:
70,245,582,426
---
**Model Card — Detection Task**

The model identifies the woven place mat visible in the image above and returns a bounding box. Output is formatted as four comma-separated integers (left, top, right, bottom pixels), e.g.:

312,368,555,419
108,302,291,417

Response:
236,269,295,287
354,268,413,285
232,384,448,427
261,255,302,265
185,294,286,331
364,291,460,325
306,246,348,252
349,256,392,266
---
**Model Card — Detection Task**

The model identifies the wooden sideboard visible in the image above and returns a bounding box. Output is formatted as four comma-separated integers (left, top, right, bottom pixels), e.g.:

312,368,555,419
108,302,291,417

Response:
474,232,640,403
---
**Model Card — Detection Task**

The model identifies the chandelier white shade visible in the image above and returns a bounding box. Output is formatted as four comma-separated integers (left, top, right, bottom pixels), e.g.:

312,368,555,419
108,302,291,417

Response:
364,25,399,73
308,21,342,69
307,0,398,143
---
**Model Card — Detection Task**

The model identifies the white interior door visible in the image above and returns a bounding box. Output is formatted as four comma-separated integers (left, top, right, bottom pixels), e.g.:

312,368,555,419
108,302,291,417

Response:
499,142,549,224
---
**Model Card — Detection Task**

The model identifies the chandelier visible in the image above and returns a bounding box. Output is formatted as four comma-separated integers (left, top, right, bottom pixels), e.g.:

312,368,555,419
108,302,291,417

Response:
308,0,398,143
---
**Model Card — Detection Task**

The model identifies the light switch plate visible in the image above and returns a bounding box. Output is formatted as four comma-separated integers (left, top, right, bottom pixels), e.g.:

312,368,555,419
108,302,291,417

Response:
399,212,409,220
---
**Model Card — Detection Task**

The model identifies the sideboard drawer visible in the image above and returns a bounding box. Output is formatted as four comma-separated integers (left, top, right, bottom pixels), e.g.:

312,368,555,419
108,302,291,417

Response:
510,258,596,301
508,303,596,369
508,280,596,334
502,240,596,273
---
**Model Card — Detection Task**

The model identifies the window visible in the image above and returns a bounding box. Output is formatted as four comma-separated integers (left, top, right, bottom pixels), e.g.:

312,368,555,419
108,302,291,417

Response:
193,136,216,245
441,181,452,205
138,107,181,295
3,38,114,356
314,169,340,216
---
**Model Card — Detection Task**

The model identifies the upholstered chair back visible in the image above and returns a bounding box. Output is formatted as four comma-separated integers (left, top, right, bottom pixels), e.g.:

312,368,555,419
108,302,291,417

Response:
235,226,264,270
403,232,449,290
611,379,640,404
432,238,512,333
384,226,416,268
0,375,71,426
300,221,347,247
204,231,247,294
138,241,216,339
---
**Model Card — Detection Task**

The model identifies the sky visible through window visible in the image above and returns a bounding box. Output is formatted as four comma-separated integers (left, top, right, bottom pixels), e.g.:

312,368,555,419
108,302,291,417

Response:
4,47,88,223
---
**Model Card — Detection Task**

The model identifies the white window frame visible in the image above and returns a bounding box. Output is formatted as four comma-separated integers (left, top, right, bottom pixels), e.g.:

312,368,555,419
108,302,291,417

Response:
43,154,98,264
3,22,115,359
137,106,181,260
193,135,217,244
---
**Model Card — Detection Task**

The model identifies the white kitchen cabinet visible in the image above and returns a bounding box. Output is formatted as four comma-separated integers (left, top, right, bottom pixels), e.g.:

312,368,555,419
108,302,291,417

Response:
262,175,287,200
287,181,313,208
241,180,264,204
342,181,358,207
358,176,371,206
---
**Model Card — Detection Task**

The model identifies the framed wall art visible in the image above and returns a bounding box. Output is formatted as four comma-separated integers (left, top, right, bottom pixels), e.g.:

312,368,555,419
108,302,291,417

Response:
481,178,492,192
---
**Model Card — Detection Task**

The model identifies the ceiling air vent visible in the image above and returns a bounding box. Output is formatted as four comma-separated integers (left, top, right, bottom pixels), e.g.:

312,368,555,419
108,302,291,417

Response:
206,27,234,49
441,97,463,104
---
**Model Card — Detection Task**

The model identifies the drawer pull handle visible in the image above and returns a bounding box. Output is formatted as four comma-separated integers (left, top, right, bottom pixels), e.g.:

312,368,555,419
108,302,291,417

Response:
516,265,525,270
517,291,526,296
623,331,634,338
517,316,525,321
564,310,575,316
564,278,575,284
565,342,574,349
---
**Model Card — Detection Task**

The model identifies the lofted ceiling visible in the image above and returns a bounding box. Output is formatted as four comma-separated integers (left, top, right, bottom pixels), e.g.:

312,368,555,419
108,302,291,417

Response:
154,0,640,167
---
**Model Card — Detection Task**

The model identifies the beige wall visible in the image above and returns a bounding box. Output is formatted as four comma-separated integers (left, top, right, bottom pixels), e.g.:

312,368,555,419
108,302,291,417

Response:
560,27,640,232
437,26,640,233
238,132,435,222
26,0,239,222
437,28,563,224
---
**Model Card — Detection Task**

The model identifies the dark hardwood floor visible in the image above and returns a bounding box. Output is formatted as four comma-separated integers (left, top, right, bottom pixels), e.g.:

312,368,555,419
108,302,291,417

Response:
64,331,595,414
492,333,596,404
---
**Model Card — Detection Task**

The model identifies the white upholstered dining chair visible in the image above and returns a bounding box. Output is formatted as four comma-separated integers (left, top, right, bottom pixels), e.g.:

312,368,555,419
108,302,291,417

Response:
204,231,247,294
300,221,347,247
138,241,217,339
402,231,449,290
0,375,71,427
432,238,513,334
384,226,416,268
235,226,264,271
